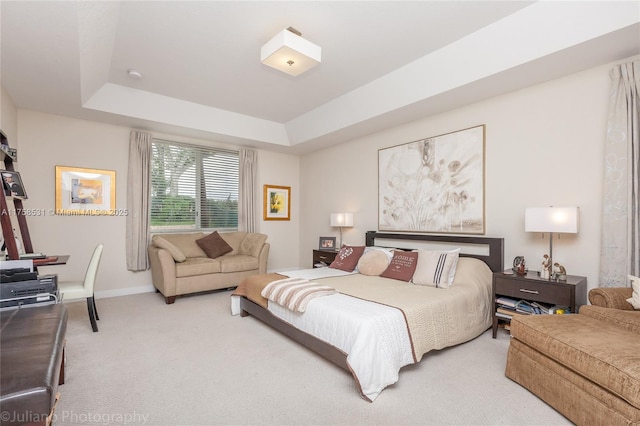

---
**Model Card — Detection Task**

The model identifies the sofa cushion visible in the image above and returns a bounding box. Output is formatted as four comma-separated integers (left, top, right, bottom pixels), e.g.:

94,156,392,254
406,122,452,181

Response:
196,231,233,259
240,233,268,257
152,236,187,262
219,232,246,255
579,305,640,335
510,314,640,409
176,258,221,278
219,255,259,273
158,233,207,258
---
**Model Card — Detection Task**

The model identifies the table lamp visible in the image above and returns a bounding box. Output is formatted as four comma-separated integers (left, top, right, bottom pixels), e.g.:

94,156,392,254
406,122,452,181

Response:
330,213,354,249
525,206,579,277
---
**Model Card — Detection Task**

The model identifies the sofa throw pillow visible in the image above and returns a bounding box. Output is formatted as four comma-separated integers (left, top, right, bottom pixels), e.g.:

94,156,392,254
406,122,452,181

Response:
627,275,640,309
380,251,418,282
196,231,233,259
152,236,187,263
240,233,268,258
329,245,365,272
357,249,390,276
412,248,460,288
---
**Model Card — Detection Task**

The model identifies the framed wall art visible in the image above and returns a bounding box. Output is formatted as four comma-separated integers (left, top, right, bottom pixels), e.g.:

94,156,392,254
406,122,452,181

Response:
55,166,116,215
263,184,291,221
378,125,485,234
1,170,27,199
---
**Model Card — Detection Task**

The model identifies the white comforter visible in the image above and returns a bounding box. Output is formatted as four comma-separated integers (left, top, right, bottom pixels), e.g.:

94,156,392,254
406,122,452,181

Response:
230,258,492,401
268,292,413,401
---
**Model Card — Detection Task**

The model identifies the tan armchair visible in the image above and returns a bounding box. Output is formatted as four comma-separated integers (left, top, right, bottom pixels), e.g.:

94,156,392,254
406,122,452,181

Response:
588,286,634,310
506,286,639,425
148,231,269,304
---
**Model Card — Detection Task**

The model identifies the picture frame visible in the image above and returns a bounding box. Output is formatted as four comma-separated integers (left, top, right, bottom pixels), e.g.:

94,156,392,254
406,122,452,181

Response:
378,125,485,234
263,184,290,221
1,170,27,199
55,166,116,215
318,237,336,251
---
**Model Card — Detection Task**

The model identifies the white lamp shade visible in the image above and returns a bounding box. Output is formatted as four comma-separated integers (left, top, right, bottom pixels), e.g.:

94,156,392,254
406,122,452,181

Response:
525,207,579,233
261,29,321,77
330,213,354,227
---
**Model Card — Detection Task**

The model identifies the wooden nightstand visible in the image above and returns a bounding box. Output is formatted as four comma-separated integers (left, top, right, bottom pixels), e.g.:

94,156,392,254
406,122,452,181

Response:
312,249,338,268
492,271,587,338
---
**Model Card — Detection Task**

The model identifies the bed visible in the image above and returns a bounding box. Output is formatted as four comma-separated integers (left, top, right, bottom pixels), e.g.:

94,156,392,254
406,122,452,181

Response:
230,231,504,401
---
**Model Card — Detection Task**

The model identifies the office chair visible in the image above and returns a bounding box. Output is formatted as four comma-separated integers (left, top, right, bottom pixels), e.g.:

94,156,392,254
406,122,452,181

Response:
59,243,104,332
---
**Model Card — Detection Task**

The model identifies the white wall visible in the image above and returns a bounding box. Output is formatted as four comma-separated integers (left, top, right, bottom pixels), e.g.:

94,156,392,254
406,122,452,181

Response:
1,85,17,144
299,56,638,292
14,110,300,297
258,149,300,272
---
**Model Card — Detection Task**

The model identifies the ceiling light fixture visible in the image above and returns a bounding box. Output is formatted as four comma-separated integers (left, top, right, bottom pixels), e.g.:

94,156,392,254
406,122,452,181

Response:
260,27,321,77
127,69,143,79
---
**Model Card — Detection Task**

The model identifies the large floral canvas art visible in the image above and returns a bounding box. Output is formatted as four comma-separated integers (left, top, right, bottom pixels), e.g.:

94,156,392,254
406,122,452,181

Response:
378,125,485,234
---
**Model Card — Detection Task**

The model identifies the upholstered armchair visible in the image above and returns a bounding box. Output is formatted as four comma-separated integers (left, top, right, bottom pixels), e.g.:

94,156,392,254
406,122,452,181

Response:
588,287,634,310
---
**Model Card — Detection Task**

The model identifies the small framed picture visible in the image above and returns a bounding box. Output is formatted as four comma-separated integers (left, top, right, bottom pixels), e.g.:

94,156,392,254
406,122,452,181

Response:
319,237,336,251
1,170,27,199
263,184,291,221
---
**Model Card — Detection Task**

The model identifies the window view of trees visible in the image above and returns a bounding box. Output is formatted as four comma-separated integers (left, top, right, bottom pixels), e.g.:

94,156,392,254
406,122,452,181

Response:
150,142,238,231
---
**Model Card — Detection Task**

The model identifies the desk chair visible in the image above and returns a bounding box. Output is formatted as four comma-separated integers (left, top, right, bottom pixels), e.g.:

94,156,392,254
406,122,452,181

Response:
59,244,103,332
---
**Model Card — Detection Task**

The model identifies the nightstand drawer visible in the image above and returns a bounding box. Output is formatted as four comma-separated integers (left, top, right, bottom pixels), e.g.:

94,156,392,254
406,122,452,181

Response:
313,250,338,267
494,276,572,306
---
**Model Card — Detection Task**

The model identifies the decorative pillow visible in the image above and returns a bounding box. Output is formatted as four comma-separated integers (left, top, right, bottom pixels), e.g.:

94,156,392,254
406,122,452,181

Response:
152,236,187,263
329,245,365,272
380,250,419,282
412,248,460,288
627,275,640,309
239,233,268,257
357,250,390,276
196,231,233,259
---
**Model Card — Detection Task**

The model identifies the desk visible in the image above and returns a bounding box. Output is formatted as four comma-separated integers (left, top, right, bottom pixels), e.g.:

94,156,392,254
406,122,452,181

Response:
33,255,69,267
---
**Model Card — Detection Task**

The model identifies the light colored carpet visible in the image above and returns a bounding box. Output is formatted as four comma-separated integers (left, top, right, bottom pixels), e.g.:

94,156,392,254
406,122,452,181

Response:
54,290,570,426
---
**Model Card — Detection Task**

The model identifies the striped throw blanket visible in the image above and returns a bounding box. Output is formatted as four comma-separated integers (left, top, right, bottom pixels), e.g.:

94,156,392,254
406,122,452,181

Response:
261,277,336,313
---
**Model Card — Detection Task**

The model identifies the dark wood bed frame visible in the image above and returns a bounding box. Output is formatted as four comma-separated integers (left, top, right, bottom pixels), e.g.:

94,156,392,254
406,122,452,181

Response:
239,231,504,373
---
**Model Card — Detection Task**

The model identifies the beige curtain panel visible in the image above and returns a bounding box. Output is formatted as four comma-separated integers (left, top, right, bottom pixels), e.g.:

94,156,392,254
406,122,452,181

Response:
126,130,152,271
600,60,639,286
239,149,258,233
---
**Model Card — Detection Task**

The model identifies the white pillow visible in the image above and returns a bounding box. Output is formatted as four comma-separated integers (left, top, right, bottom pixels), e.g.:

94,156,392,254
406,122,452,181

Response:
412,248,460,288
363,246,394,259
356,247,393,273
357,250,390,276
626,275,640,309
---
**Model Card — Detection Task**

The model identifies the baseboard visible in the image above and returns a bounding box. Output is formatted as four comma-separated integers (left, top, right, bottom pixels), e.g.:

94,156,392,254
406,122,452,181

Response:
94,284,156,300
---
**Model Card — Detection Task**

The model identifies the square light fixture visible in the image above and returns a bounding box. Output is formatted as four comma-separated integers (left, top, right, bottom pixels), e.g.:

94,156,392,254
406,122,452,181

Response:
261,27,321,77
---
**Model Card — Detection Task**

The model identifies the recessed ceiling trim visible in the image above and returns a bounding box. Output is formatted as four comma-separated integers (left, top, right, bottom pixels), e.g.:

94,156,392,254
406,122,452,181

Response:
83,83,290,146
284,1,640,146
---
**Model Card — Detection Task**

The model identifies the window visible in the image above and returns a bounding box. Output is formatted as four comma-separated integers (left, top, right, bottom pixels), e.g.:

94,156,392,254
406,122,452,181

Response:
150,140,239,231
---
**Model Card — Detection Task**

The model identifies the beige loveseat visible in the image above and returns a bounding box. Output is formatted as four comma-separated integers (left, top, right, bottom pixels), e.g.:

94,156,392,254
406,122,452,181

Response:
148,232,269,304
506,287,639,425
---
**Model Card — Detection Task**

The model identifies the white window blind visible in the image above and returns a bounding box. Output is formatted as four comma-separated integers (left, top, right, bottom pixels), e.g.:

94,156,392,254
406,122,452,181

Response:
150,140,239,231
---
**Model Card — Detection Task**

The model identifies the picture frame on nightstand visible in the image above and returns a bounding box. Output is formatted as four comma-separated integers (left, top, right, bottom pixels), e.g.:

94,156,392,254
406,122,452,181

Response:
318,237,336,251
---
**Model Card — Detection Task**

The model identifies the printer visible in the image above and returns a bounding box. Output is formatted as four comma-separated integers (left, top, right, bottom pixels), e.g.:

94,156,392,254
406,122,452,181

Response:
0,261,58,309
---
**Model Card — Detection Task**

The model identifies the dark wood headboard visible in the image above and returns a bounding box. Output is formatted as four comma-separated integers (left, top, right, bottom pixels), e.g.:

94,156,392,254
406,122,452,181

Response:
365,231,504,273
